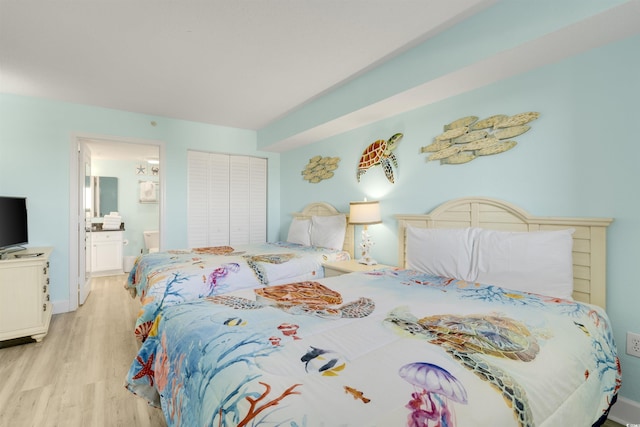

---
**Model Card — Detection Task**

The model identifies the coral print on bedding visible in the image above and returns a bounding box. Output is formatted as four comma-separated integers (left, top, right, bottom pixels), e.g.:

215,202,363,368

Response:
126,269,620,427
125,242,349,342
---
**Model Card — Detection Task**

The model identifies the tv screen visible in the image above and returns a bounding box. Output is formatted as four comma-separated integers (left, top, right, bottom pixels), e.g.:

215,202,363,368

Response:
0,196,29,250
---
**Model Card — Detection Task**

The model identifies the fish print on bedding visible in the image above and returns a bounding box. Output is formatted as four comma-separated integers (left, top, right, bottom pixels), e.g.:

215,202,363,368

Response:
126,269,620,427
125,242,350,342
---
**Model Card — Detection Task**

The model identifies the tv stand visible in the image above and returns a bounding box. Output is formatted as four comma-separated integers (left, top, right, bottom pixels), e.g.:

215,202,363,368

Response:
0,246,26,260
0,247,53,342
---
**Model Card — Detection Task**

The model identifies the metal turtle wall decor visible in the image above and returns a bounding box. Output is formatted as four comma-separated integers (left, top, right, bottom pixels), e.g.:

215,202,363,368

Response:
357,132,403,183
421,112,539,165
302,155,340,183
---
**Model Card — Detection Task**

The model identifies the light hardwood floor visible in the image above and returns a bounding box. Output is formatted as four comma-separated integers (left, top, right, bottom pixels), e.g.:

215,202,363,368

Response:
0,275,166,427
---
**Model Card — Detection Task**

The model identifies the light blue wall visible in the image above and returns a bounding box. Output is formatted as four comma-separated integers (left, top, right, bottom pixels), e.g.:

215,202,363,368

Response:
0,94,281,308
279,34,640,404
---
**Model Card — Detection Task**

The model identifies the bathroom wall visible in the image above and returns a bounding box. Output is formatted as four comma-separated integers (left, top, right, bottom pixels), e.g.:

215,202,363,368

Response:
92,158,160,257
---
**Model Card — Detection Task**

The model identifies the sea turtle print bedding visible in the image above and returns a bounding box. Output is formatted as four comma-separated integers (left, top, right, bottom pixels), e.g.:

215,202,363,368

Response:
125,242,350,342
126,269,620,426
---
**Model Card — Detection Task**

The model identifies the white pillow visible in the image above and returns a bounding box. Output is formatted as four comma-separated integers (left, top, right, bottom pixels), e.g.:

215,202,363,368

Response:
474,228,575,299
310,214,346,250
406,226,479,281
286,218,311,246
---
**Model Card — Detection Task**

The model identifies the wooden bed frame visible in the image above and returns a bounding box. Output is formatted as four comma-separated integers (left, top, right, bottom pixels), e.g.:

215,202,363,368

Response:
291,202,355,259
396,197,613,309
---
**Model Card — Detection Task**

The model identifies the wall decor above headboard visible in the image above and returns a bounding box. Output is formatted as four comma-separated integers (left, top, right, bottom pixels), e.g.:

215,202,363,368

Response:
357,132,403,183
421,112,539,165
301,155,340,183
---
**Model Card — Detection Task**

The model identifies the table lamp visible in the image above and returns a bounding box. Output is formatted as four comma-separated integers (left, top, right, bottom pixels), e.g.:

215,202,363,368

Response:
349,200,382,265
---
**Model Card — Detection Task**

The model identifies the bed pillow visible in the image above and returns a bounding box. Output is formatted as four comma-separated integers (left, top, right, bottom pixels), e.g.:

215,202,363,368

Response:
474,228,575,299
310,214,346,250
286,218,312,246
406,226,479,281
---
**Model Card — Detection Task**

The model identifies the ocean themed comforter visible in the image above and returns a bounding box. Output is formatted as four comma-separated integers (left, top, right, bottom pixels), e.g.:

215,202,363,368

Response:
126,269,620,427
125,242,350,341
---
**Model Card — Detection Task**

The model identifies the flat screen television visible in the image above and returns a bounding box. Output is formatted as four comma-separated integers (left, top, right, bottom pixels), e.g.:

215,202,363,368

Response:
0,196,29,256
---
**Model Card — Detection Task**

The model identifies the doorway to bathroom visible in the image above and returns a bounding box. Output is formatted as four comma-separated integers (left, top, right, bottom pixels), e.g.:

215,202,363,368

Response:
71,134,164,309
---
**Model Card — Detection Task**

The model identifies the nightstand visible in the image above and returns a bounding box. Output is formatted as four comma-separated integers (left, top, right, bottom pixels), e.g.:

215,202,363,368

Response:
323,260,395,278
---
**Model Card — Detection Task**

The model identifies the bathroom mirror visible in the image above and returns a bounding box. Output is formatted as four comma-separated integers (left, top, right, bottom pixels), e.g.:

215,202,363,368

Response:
91,176,118,218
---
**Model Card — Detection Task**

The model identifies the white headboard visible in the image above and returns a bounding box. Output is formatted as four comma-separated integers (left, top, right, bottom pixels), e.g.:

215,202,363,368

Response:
395,197,613,309
291,202,354,259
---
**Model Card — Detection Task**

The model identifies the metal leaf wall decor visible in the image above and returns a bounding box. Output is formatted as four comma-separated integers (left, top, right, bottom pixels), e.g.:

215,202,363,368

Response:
421,112,540,165
302,156,340,183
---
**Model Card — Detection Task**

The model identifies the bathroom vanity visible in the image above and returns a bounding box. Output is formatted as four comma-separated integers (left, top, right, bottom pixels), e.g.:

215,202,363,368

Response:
90,229,123,276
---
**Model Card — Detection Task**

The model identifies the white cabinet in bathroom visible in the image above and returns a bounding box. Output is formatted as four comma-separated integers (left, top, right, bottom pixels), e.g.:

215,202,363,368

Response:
90,231,123,276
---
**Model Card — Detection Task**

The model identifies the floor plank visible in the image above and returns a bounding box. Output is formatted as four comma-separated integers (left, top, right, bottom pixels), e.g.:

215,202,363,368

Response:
0,275,166,427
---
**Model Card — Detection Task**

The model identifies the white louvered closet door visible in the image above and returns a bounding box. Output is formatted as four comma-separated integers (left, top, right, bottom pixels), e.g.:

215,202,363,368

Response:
188,151,266,248
187,151,210,248
229,156,250,245
229,156,267,245
248,157,267,243
208,154,231,245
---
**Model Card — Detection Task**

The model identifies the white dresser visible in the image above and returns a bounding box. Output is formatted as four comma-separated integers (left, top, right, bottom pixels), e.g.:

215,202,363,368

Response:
0,247,53,342
90,231,123,276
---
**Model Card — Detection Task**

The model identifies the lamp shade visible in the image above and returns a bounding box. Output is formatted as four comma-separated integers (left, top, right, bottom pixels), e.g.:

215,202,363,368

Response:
349,201,382,225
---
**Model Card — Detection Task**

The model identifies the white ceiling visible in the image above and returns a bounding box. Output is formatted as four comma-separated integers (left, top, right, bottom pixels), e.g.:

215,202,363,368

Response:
0,0,493,133
2,1,639,160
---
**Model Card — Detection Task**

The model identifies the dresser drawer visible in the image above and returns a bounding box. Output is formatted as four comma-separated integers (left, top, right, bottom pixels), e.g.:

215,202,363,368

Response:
91,231,123,243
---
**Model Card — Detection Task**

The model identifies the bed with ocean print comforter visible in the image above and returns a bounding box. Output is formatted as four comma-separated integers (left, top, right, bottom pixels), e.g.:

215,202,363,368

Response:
125,269,620,427
125,242,350,342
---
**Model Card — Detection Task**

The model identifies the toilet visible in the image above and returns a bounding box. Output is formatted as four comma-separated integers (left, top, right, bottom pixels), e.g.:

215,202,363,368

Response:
143,230,159,253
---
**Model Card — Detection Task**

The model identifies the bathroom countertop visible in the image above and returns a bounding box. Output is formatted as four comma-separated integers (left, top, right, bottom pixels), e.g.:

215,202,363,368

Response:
90,223,125,232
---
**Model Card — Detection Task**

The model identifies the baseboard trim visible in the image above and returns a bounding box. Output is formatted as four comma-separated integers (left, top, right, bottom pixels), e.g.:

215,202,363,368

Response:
52,299,71,314
608,396,640,424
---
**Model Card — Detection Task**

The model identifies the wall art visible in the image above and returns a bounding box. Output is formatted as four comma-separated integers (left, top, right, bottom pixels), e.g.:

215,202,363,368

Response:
135,164,147,175
139,180,158,203
421,113,539,165
357,132,403,183
302,156,340,183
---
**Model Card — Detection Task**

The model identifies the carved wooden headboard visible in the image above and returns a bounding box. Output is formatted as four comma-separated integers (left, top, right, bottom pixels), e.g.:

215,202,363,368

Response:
395,197,613,309
291,202,354,259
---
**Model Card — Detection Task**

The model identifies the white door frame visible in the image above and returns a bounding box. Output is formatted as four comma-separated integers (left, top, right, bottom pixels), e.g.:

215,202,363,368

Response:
78,142,92,304
68,132,166,312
